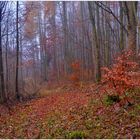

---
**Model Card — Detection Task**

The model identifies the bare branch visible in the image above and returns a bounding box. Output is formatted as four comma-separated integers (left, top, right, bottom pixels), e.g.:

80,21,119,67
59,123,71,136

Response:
95,1,128,35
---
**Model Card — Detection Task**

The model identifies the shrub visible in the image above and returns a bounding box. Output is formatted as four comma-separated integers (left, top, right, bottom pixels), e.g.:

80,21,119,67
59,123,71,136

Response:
65,131,88,139
69,61,80,86
104,95,120,106
102,50,140,104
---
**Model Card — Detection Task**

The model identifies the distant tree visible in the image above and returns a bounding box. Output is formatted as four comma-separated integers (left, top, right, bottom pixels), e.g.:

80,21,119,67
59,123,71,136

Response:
0,2,7,102
119,2,125,51
15,1,20,100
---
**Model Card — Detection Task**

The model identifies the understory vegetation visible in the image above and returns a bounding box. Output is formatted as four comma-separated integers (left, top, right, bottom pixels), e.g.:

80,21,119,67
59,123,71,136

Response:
1,85,140,139
1,50,140,138
1,1,140,139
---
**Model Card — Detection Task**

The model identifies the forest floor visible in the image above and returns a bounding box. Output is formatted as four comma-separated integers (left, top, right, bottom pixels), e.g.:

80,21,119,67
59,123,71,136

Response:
0,83,140,138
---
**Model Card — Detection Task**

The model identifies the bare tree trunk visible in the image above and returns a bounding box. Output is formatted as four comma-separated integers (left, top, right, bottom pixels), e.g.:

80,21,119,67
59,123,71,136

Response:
88,2,101,82
15,1,20,100
0,2,6,102
52,2,59,82
80,2,85,80
119,2,124,51
124,2,138,52
5,12,9,96
62,2,69,76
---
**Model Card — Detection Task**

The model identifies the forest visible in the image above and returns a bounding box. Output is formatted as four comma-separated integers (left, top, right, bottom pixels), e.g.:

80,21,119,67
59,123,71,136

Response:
0,1,140,139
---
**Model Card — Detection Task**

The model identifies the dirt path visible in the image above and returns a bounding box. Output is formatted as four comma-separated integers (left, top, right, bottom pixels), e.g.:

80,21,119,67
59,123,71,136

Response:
1,87,140,139
0,91,90,138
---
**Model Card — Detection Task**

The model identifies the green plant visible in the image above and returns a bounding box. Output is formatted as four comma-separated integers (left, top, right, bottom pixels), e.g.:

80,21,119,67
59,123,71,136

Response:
104,95,120,106
136,104,140,110
85,119,94,130
65,131,88,139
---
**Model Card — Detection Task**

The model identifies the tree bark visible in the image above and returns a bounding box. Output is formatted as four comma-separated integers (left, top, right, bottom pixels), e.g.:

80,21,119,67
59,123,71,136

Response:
88,2,101,82
119,2,124,51
0,4,5,102
15,1,20,100
62,2,69,75
124,2,138,52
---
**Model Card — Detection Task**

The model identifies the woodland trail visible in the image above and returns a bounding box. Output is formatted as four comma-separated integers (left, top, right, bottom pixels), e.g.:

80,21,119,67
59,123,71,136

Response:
0,86,140,138
0,88,90,138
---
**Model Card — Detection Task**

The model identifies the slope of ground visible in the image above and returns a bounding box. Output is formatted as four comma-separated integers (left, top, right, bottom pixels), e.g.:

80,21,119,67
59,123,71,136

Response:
0,85,140,139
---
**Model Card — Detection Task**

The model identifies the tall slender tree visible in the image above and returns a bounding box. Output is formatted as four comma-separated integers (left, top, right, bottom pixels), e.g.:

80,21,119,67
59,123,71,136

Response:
119,2,124,51
15,1,20,100
88,1,101,82
0,2,7,102
124,2,138,52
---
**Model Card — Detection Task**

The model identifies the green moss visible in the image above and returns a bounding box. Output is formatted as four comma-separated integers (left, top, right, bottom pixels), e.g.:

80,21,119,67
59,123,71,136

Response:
104,95,120,106
85,119,94,130
136,104,140,110
65,131,88,139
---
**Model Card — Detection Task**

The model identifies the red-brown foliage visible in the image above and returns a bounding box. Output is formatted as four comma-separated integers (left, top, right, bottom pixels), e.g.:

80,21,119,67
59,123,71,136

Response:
69,61,80,85
102,50,140,97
